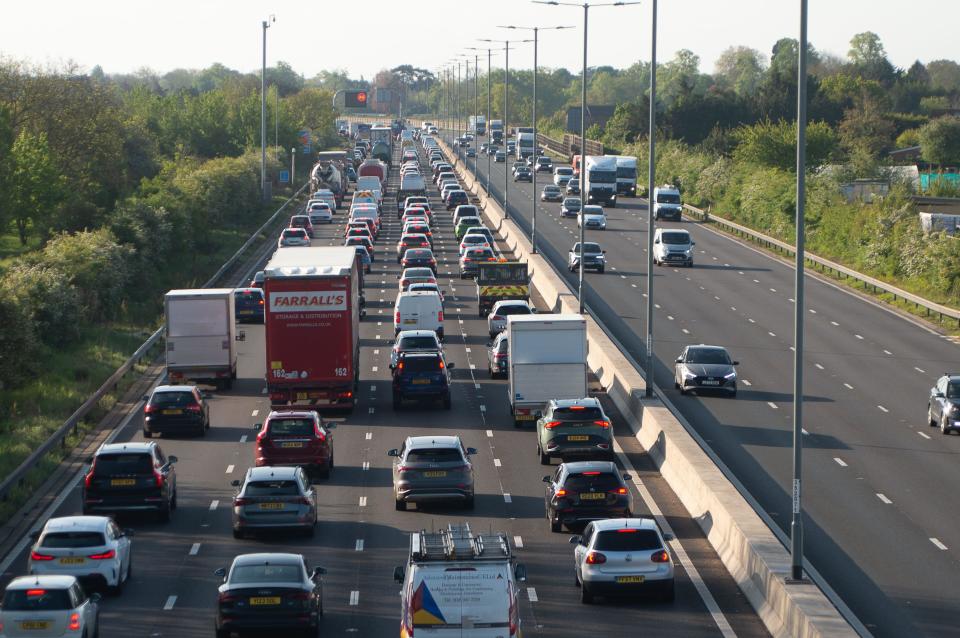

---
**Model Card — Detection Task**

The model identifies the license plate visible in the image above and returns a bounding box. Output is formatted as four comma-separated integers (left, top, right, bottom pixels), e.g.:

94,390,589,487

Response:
567,435,589,442
111,478,135,487
517,414,535,421
701,379,720,386
423,471,447,478
162,409,182,415
616,575,645,584
280,442,304,448
412,379,430,384
579,492,605,500
249,596,281,605
403,319,418,324
20,621,50,630
259,503,284,510
59,557,85,565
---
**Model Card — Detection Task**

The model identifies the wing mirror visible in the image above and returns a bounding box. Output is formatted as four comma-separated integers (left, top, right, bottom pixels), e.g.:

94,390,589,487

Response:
312,566,327,579
675,357,683,363
542,475,552,483
230,480,241,487
622,473,631,481
447,362,455,369
663,532,675,542
387,449,400,457
568,535,582,545
214,567,227,580
733,360,740,366
168,456,178,464
514,564,528,582
466,447,478,455
254,423,263,431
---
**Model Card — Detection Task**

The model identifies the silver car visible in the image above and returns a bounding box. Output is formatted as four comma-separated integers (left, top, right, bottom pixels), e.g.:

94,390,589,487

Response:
28,516,133,594
570,518,675,604
388,435,478,510
0,575,100,637
674,344,739,397
487,300,534,338
230,466,317,538
278,228,310,248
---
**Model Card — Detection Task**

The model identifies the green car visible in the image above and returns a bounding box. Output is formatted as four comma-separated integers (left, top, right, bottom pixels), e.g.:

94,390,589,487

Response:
455,216,483,240
536,398,613,465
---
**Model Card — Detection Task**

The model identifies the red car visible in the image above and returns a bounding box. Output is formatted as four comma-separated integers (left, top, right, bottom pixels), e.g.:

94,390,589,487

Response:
254,410,336,478
289,214,315,238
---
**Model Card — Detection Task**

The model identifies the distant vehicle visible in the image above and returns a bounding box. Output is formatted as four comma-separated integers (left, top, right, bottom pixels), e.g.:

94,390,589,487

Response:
388,436,475,508
460,233,493,256
306,203,333,225
452,204,480,226
345,236,375,261
565,181,581,196
396,233,431,262
674,344,739,397
561,196,582,217
250,270,265,289
289,214,314,238
489,119,504,144
401,248,438,272
535,156,554,172
477,260,528,317
543,460,632,532
143,384,210,438
0,575,101,637
568,242,606,273
494,150,506,163
928,373,960,435
28,515,133,594
613,155,638,196
653,184,683,221
164,289,237,389
459,246,497,279
230,466,318,538
653,228,695,267
214,553,326,638
514,167,533,182
536,397,612,464
584,155,618,206
554,166,574,186
390,351,454,410
571,518,675,603
445,190,469,209
394,290,444,338
466,147,476,158
578,205,607,230
398,267,437,293
234,287,265,323
469,114,487,134
353,245,372,273
278,228,311,248
253,410,336,478
455,216,483,240
487,331,509,378
516,131,535,159
82,441,178,521
541,184,563,202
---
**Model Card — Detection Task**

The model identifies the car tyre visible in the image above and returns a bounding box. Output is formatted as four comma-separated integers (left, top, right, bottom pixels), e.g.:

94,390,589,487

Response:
216,627,230,638
538,444,550,466
142,429,153,439
463,494,475,510
660,580,676,603
941,415,951,435
395,499,407,511
232,528,243,539
928,405,937,427
197,422,206,438
550,518,562,533
393,393,402,410
580,583,594,604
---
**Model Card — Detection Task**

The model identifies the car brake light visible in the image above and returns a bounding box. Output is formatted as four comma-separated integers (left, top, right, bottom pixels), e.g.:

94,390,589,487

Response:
30,551,55,561
83,467,94,489
88,549,116,560
617,528,638,533
582,471,601,476
68,612,80,631
26,589,47,596
186,404,202,413
544,421,561,429
154,470,164,488
397,362,404,371
594,420,611,428
613,487,628,495
555,489,567,497
651,550,670,563
438,311,444,322
395,312,401,324
144,404,157,414
218,592,239,604
585,551,607,565
438,360,445,370
463,258,471,262
492,315,504,321
234,497,250,506
569,405,586,411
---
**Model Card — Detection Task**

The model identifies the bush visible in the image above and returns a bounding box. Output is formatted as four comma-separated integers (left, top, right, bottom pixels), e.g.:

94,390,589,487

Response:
0,297,38,388
0,264,82,346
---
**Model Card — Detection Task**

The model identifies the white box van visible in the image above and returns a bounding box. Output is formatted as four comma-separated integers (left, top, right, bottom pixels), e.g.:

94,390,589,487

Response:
394,290,444,339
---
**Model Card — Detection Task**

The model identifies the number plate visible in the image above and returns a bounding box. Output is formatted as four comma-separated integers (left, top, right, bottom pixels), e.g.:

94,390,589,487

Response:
111,478,136,487
701,379,720,386
579,492,605,500
60,557,85,565
403,319,418,325
567,435,589,442
616,575,645,584
249,596,281,605
20,621,50,630
517,414,535,421
162,409,182,415
412,379,431,385
280,442,304,448
423,471,447,478
259,503,284,510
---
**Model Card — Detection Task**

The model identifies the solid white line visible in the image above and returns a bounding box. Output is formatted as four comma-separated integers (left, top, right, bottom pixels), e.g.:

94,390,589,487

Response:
359,496,367,507
809,309,817,314
767,402,778,409
730,306,736,311
251,409,259,417
748,318,755,323
189,543,201,556
527,587,539,602
513,536,523,549
494,458,502,467
163,595,177,611
240,434,248,443
930,538,948,551
770,288,777,293
365,432,373,440
877,405,888,413
355,539,364,552
362,461,370,471
465,347,471,353
503,493,512,503
682,328,690,334
667,315,674,321
876,493,892,504
475,383,481,390
833,458,848,467
349,591,360,605
918,431,931,440
225,465,235,474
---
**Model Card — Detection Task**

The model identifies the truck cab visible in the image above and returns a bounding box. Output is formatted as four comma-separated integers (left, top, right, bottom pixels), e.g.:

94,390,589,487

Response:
584,155,618,207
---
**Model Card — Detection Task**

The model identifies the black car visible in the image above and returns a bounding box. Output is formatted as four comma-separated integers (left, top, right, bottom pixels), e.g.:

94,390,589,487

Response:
401,248,438,273
83,442,178,521
568,242,606,273
215,553,325,638
543,461,632,532
234,288,265,323
142,384,210,437
535,156,554,172
391,351,454,410
514,167,532,182
928,373,960,435
446,190,469,210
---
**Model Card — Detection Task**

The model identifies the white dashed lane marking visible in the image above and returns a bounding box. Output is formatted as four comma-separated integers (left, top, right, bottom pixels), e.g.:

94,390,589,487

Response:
877,493,892,504
209,500,219,511
163,595,177,611
225,465,234,474
189,543,201,556
931,538,948,551
834,458,848,467
767,402,778,410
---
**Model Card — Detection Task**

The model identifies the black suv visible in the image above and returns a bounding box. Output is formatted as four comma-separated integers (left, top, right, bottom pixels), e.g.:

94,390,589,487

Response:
543,461,632,532
392,352,454,410
143,385,210,438
83,442,178,521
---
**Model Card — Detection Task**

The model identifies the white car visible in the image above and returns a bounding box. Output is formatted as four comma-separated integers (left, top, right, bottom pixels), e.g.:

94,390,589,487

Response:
554,166,574,186
278,228,311,248
459,233,492,256
28,516,133,593
487,299,534,337
571,517,675,603
306,203,333,225
0,575,101,636
578,205,607,230
312,189,337,210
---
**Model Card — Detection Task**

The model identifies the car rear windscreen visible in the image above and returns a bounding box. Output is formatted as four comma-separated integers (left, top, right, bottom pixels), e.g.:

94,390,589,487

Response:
564,473,621,492
498,305,530,316
405,448,462,463
267,418,314,436
230,563,302,584
94,453,153,476
3,588,73,611
399,336,438,350
42,531,106,548
554,406,604,421
235,291,263,304
244,480,300,496
593,529,662,551
150,391,195,407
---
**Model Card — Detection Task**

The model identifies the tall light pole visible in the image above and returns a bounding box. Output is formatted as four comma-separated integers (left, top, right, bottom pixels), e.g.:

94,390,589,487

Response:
291,147,296,186
500,25,573,254
644,0,657,398
534,0,639,314
790,0,809,584
260,15,275,203
467,47,500,193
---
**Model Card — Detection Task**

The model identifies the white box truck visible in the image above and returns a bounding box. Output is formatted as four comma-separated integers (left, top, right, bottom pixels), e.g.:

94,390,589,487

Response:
584,155,618,207
507,314,587,427
164,289,237,390
614,155,638,196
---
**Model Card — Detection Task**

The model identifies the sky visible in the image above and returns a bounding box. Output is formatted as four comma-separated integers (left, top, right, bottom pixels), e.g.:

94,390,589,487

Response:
1,1,956,80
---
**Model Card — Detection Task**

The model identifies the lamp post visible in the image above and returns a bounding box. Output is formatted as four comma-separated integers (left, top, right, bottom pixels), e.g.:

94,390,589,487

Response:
260,15,275,203
534,0,639,314
499,25,573,254
644,0,657,398
467,47,499,194
291,147,296,186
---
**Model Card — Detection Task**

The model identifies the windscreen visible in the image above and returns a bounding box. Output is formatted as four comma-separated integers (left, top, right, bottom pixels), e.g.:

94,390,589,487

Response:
685,348,731,365
594,529,661,551
498,305,531,316
42,531,106,548
267,418,315,436
93,453,153,476
616,167,637,178
3,589,73,611
234,290,262,305
661,232,690,245
230,563,302,584
588,169,616,183
244,480,300,497
657,192,681,204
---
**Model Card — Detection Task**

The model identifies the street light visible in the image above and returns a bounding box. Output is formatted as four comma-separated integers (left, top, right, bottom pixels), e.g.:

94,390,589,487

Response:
466,47,501,195
644,0,657,399
290,147,296,187
532,0,639,314
499,24,574,254
479,38,532,221
260,14,275,203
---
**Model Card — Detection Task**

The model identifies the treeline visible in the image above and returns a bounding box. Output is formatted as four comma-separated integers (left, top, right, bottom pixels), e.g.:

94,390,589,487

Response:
0,60,338,389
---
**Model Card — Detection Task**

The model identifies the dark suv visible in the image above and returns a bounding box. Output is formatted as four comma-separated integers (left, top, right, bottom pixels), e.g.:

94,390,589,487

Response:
143,385,210,438
254,411,336,479
392,352,454,410
543,461,632,532
234,288,265,323
83,442,178,521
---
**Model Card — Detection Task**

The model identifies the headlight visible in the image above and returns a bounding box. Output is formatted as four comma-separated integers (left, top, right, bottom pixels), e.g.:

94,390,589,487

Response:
683,370,697,379
724,371,737,380
947,403,958,414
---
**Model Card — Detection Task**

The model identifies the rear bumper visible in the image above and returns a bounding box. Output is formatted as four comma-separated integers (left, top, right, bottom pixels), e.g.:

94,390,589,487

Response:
581,575,674,594
552,506,629,526
217,612,318,632
397,488,472,503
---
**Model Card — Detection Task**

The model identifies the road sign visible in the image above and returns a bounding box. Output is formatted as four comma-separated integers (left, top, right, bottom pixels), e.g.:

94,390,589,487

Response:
297,129,311,146
345,90,368,108
279,170,290,184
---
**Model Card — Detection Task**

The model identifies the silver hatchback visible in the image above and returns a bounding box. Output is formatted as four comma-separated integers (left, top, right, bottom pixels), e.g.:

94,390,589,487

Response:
231,466,317,538
389,435,477,511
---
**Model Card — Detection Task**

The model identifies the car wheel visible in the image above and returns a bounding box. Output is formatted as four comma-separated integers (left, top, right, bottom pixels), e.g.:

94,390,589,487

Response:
197,422,206,438
216,628,230,638
443,394,452,410
395,499,407,511
660,579,676,603
598,267,605,274
463,494,475,510
941,415,951,435
928,404,937,427
550,518,562,533
580,582,594,604
157,503,171,523
538,444,550,466
142,429,152,439
232,528,243,539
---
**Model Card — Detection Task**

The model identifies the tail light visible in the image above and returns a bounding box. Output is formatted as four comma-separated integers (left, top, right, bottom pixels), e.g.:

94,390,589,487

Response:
30,551,55,561
218,592,239,604
297,497,313,507
555,488,568,497
84,467,94,489
463,258,472,263
585,551,607,565
438,311,444,322
397,362,404,371
395,312,401,324
544,421,561,429
186,404,202,413
286,590,312,607
315,431,326,442
258,299,264,306
88,549,116,560
438,360,445,370
492,315,504,321
594,420,611,428
651,550,670,563
144,404,157,415
234,497,250,507
153,470,164,488
582,471,601,476
494,353,507,360
613,487,628,495
68,612,80,632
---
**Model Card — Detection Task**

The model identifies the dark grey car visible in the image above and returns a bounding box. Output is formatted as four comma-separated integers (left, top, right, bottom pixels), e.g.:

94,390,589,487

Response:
568,242,606,273
389,435,477,510
231,466,317,538
927,373,960,435
674,345,738,397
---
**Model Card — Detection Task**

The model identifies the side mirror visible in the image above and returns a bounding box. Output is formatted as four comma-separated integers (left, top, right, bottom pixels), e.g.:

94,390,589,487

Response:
675,357,683,363
531,308,537,313
622,473,631,481
486,342,493,347
654,239,660,244
542,475,551,483
141,394,150,402
28,530,41,542
514,564,528,582
935,391,945,398
387,449,400,457
466,447,478,455
168,455,178,464
396,275,401,279
732,360,740,366
312,566,327,579
230,480,241,487
568,535,582,545
360,310,367,318
123,528,135,537
393,566,405,583
663,532,675,542
89,592,103,604
254,423,263,431
691,241,696,246
447,362,455,369
324,422,337,429
214,567,227,580
535,411,543,419
602,250,607,254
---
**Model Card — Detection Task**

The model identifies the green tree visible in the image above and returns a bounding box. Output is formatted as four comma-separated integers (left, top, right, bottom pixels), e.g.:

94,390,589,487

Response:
847,32,896,84
919,116,960,169
839,99,895,176
8,130,62,244
733,119,837,170
714,46,766,97
926,60,960,92
0,297,37,388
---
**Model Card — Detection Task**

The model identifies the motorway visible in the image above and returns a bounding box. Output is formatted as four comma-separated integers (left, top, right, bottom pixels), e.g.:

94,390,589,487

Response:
0,142,769,637
451,133,960,637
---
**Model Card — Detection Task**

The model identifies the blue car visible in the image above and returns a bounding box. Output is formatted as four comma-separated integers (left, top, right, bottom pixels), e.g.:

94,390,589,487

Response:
391,352,454,410
354,246,372,273
234,288,265,323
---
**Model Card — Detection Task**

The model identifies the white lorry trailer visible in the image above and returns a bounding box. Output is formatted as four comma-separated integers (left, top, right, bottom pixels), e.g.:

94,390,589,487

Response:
164,289,237,389
507,314,587,427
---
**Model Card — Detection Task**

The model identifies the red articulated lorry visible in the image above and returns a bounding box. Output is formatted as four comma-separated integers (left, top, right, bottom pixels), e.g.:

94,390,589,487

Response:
263,246,362,412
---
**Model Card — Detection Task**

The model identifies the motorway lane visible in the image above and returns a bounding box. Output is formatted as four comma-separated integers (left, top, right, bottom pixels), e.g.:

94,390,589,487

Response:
0,143,768,637
455,136,960,636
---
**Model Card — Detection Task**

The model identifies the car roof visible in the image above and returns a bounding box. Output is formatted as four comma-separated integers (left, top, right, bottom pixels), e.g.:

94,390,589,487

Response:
231,552,303,567
396,329,439,338
97,441,155,455
592,517,657,532
550,397,600,409
494,299,529,308
7,574,79,590
153,384,197,393
402,267,434,276
43,515,111,533
561,460,619,473
406,435,460,449
267,409,315,419
687,344,727,352
246,466,300,481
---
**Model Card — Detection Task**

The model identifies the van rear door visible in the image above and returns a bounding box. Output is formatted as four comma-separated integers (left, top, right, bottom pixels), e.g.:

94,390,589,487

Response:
408,564,515,637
